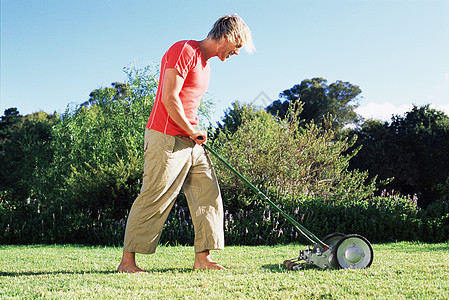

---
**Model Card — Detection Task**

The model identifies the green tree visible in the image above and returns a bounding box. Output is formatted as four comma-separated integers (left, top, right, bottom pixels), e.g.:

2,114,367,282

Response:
0,108,23,138
0,64,217,244
211,103,376,210
52,63,215,219
212,101,269,139
348,105,449,207
0,108,23,185
52,65,159,219
0,110,57,204
267,78,361,130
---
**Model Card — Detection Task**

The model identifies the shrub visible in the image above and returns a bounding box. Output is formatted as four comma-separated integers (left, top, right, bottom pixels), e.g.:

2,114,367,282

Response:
419,200,449,242
3,190,448,245
211,103,377,210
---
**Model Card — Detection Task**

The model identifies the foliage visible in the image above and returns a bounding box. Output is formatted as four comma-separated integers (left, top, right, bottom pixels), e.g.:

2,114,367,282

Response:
0,110,57,206
0,63,217,246
0,108,23,141
436,176,449,201
221,194,424,245
3,189,449,245
211,101,266,138
50,65,159,221
51,63,215,221
347,105,449,207
266,77,362,130
177,193,448,245
211,102,376,209
420,199,449,243
2,69,449,249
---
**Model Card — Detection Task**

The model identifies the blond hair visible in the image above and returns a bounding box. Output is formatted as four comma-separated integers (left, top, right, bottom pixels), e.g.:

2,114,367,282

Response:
207,14,255,54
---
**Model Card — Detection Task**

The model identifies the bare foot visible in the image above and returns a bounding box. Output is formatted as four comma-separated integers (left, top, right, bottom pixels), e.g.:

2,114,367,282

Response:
117,250,148,273
193,250,227,270
117,262,147,274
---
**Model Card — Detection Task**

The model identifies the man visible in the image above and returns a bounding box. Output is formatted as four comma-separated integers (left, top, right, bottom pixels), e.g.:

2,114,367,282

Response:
117,14,254,273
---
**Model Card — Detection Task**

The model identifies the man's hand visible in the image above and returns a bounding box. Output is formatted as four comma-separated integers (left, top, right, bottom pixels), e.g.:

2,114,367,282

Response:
189,130,207,145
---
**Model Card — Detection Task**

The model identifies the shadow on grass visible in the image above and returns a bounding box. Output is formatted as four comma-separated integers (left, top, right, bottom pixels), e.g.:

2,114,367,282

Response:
0,270,116,276
261,263,335,273
0,267,196,277
261,264,286,273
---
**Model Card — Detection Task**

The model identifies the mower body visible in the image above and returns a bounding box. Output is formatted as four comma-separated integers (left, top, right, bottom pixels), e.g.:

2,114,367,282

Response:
284,233,374,270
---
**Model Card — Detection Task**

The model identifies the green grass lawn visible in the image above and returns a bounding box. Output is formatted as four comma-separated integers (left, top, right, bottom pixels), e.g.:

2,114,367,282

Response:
1,242,448,299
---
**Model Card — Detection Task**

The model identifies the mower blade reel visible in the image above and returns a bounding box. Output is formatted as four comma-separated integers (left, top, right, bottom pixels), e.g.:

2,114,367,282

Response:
283,259,300,270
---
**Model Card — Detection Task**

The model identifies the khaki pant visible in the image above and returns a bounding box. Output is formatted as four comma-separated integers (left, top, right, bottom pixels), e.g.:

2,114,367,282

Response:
123,129,224,254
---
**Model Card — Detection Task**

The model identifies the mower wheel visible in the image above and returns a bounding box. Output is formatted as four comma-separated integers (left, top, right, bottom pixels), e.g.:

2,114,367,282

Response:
322,232,346,269
332,234,373,269
322,232,345,247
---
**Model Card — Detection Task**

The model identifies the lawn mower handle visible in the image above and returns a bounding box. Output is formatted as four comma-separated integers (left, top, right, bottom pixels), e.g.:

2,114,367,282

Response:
201,142,329,250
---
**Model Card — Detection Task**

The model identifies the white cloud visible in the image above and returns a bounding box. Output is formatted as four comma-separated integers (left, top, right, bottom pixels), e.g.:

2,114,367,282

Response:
356,102,412,121
436,103,449,115
356,102,449,122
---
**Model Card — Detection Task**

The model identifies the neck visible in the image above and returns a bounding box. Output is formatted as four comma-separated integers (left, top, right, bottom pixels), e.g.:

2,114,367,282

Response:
198,38,218,61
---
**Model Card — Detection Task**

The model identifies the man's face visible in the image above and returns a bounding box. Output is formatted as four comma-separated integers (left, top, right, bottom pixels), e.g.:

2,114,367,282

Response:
218,39,242,61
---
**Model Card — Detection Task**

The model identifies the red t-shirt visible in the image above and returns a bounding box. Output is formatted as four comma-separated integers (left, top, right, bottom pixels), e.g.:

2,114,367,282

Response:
146,40,210,136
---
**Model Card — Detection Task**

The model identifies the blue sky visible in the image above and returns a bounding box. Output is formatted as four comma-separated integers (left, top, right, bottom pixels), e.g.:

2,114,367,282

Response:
2,0,449,124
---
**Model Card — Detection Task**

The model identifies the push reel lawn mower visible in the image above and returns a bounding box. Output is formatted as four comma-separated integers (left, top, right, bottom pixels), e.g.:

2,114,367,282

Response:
203,143,374,270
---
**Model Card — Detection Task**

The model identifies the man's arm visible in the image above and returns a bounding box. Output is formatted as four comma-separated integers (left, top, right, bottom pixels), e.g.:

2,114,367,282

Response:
161,68,207,144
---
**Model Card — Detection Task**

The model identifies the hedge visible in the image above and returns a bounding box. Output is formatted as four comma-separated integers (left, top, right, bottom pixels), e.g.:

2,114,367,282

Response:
1,193,447,246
